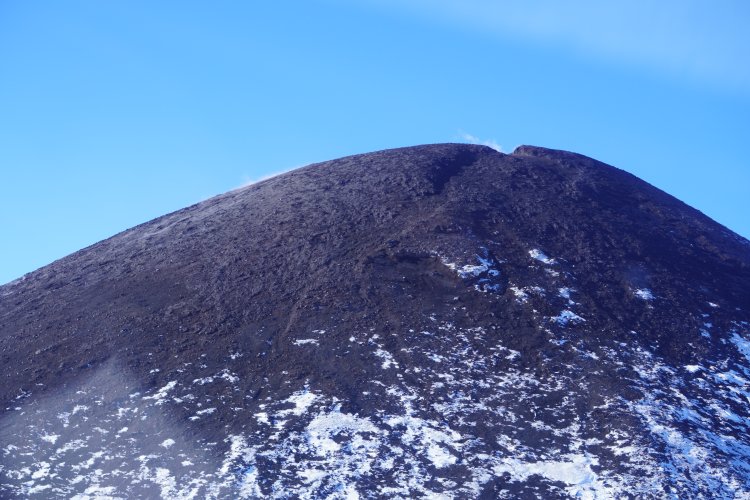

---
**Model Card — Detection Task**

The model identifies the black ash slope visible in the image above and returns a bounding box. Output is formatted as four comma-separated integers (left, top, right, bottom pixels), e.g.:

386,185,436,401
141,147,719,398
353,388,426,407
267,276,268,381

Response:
1,144,749,498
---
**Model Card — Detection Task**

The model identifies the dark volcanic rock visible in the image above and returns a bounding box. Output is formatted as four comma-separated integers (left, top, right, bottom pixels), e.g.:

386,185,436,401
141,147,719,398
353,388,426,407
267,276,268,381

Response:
1,143,749,498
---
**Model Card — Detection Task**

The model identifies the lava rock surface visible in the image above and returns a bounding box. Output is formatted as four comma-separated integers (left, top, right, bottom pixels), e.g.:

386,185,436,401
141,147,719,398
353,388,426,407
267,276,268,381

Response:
1,143,749,498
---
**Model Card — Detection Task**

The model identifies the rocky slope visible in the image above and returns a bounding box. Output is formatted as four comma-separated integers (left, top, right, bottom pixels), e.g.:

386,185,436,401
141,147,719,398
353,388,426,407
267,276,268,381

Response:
1,144,749,498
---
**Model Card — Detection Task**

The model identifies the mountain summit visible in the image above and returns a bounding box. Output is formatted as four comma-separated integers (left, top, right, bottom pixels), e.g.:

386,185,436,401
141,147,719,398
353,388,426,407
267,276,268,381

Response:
2,144,749,498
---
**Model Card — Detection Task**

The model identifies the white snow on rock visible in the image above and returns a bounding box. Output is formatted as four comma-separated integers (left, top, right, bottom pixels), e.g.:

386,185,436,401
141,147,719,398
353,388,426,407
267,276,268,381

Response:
493,454,605,498
374,348,398,369
293,338,319,346
442,253,498,279
529,248,555,265
306,407,380,457
731,332,750,363
455,263,487,278
3,314,750,498
278,389,318,417
551,310,585,326
160,439,175,449
142,381,177,405
192,368,239,386
634,288,654,300
509,286,529,303
217,369,239,384
40,433,59,444
509,285,545,304
440,250,503,293
427,443,457,468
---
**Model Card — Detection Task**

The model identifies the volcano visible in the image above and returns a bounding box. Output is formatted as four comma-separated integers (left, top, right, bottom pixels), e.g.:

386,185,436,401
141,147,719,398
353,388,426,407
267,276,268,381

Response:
1,144,749,498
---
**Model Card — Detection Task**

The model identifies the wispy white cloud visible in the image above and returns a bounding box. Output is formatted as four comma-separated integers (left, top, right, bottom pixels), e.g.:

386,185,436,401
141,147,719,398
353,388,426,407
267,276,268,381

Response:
235,169,294,190
459,132,502,152
234,161,316,191
352,0,750,94
197,166,302,203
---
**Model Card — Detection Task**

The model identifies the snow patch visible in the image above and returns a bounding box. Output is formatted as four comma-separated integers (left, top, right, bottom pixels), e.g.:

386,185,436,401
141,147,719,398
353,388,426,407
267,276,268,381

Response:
731,332,750,363
40,433,59,444
293,338,319,346
427,443,456,468
529,249,555,265
374,348,398,369
278,389,318,417
634,288,654,300
551,310,585,326
494,454,603,498
509,286,529,303
142,381,176,405
306,407,380,457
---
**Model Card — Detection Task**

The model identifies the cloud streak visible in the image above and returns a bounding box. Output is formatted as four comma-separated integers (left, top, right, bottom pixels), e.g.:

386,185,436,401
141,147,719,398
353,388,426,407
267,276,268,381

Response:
236,169,294,189
354,0,750,94
459,133,502,152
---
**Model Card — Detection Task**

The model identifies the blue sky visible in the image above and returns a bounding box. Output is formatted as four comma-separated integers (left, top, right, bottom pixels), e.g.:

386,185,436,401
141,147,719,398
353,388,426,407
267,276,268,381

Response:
1,1,748,284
